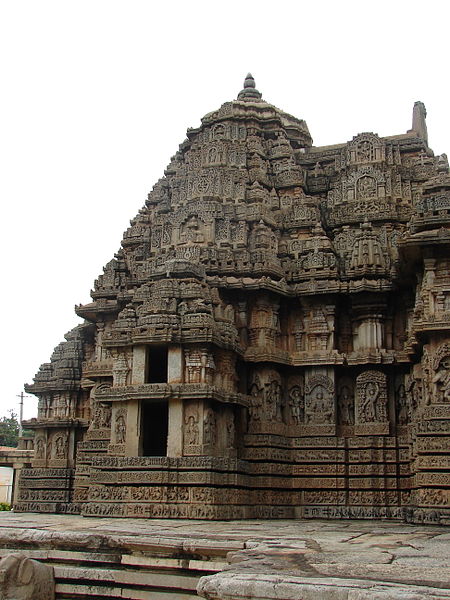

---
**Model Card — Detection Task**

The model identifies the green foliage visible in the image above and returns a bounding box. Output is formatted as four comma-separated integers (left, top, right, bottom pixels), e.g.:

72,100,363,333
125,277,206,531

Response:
0,410,20,448
0,502,11,511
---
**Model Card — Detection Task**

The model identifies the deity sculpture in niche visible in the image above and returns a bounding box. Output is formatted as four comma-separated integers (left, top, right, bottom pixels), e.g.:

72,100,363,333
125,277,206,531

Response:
54,434,68,459
355,371,388,427
184,414,199,446
304,375,334,425
90,401,105,430
115,409,127,444
338,381,355,425
35,436,45,459
357,141,373,162
288,380,305,425
396,383,409,425
99,403,111,428
225,411,235,449
348,133,384,165
203,409,216,445
248,375,263,424
405,373,422,414
180,215,205,244
264,378,283,422
357,175,377,198
432,344,450,403
361,382,379,421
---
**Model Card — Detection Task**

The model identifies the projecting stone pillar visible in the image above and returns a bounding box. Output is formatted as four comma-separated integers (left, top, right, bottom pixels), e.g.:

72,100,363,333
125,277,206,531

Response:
11,463,24,508
132,345,146,384
125,400,141,456
167,346,184,456
168,346,183,383
167,398,183,457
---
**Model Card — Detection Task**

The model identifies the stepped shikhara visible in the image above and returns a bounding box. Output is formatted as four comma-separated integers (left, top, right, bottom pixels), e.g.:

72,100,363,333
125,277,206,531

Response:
20,75,450,521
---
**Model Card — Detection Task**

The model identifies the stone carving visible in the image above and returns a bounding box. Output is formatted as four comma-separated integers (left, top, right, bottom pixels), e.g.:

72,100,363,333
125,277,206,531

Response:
395,383,409,425
288,379,305,425
338,380,355,425
54,434,68,459
184,412,199,446
432,343,450,403
112,352,130,387
115,409,127,444
20,77,450,523
90,400,112,430
304,375,334,425
0,554,55,600
203,409,216,445
355,371,388,428
225,412,235,449
35,437,45,459
184,348,215,384
248,374,263,424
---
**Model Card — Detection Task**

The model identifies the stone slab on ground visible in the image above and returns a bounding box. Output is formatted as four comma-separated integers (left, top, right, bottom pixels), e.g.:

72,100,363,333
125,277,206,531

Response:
0,513,448,599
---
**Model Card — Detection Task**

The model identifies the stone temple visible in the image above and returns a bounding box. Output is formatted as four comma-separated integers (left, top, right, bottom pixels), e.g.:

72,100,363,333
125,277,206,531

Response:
19,75,450,522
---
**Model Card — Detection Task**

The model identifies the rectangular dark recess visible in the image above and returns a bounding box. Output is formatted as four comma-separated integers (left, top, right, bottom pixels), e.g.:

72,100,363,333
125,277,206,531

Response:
146,346,168,383
142,400,168,456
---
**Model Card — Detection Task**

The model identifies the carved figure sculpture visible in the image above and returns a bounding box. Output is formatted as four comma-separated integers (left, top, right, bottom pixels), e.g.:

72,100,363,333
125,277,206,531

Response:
115,414,126,444
356,371,388,424
288,385,304,425
338,385,354,425
185,414,199,445
432,352,450,403
203,410,216,445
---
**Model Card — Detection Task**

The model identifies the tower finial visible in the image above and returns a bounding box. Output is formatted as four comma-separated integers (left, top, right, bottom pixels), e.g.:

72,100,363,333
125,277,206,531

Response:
238,73,262,101
244,73,255,89
409,101,428,145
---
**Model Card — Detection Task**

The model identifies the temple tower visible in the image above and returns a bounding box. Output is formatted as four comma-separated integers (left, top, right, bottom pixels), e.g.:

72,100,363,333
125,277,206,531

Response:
20,78,450,522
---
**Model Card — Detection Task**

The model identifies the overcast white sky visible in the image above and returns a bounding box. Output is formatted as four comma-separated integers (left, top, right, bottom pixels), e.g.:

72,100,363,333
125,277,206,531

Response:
1,0,449,420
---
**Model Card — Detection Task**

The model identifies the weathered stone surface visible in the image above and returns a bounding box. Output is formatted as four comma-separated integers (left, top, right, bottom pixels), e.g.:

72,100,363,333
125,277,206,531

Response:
0,514,449,599
0,553,55,600
19,75,450,521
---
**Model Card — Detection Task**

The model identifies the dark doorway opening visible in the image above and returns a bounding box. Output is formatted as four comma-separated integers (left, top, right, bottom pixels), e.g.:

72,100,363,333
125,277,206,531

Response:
146,346,168,383
141,401,168,456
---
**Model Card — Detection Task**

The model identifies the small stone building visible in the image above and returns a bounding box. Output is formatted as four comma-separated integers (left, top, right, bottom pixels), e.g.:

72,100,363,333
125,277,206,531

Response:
19,76,450,522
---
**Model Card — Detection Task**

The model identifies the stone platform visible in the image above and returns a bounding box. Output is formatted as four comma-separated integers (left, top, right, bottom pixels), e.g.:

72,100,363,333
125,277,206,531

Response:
0,513,449,599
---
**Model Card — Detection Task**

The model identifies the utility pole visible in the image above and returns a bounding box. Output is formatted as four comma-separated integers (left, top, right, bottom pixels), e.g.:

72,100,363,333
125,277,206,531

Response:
16,392,31,438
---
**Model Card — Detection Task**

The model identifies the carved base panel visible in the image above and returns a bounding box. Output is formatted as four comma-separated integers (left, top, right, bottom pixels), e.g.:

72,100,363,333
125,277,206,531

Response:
354,423,390,436
16,468,76,513
14,501,80,514
303,505,450,524
82,502,296,519
414,488,450,507
300,425,337,436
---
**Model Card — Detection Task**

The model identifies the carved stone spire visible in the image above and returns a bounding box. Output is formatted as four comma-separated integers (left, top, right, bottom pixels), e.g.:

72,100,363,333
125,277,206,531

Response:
237,73,262,101
409,100,428,145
